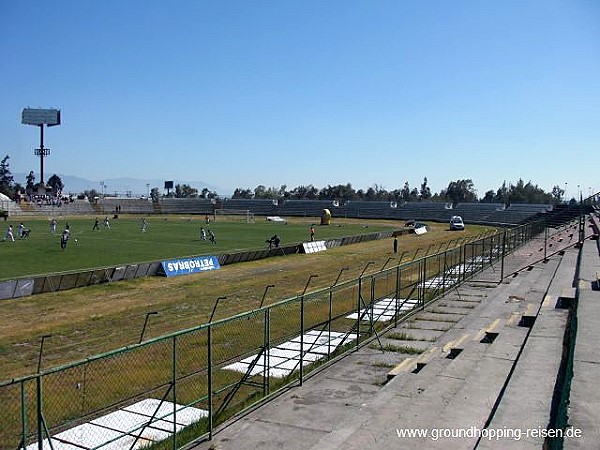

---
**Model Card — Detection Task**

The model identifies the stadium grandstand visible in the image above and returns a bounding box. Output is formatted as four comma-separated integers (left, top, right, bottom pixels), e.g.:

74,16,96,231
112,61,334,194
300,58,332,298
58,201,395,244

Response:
0,193,590,228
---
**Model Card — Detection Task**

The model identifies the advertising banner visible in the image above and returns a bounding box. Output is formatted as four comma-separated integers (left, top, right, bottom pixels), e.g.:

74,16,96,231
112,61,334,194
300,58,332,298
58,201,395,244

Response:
161,256,220,277
303,241,327,254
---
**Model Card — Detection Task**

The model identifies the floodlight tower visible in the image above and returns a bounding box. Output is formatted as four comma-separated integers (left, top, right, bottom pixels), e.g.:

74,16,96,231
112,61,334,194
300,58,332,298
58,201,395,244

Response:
21,108,61,186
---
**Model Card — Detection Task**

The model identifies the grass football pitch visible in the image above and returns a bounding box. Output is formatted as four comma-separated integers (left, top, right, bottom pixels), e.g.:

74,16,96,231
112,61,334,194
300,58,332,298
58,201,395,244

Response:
0,215,395,280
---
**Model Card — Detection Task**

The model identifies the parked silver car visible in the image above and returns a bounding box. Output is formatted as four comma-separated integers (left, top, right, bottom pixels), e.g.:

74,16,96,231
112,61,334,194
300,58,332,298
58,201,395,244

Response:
449,215,465,230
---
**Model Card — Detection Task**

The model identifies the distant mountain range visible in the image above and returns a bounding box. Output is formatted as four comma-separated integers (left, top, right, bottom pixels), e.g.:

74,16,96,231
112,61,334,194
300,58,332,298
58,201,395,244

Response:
13,173,225,197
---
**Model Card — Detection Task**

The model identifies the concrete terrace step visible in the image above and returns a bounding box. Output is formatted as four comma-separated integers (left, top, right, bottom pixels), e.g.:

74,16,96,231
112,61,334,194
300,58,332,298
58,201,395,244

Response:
191,228,581,450
476,245,578,449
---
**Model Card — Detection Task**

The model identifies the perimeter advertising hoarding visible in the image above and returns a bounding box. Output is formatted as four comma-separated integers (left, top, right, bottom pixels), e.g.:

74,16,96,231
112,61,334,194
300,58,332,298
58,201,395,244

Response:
22,108,61,126
161,256,220,277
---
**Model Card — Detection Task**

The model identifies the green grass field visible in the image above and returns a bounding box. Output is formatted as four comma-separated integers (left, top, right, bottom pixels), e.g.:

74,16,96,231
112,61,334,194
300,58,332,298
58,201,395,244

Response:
0,215,396,280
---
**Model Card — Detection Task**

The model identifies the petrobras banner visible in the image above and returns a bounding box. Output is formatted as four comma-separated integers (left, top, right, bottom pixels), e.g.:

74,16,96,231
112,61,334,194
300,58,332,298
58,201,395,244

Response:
162,256,220,277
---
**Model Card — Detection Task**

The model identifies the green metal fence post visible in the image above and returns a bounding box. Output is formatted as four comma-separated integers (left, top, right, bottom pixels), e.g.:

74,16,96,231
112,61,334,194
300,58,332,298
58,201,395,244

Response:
300,293,304,385
264,308,270,396
369,277,375,335
328,288,333,359
356,276,362,351
461,242,466,283
394,266,400,328
442,250,447,289
421,258,426,309
544,224,548,261
500,230,507,281
207,324,213,439
172,335,177,450
36,375,42,450
21,381,27,450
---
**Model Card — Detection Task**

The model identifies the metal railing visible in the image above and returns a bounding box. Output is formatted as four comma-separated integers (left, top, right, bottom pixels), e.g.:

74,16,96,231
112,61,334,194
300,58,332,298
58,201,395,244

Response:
0,219,557,450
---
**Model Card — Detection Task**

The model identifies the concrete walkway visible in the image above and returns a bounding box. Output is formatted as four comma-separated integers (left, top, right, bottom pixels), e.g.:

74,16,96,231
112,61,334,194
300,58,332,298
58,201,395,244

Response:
566,217,600,449
192,222,597,450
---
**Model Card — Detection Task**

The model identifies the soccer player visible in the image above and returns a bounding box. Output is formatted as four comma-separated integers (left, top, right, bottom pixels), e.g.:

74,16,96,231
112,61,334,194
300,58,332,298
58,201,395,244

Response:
60,228,69,249
92,218,100,231
4,224,15,242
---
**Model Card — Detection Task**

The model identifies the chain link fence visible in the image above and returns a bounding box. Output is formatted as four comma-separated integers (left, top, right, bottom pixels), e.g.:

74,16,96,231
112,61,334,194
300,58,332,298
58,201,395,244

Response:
0,219,568,449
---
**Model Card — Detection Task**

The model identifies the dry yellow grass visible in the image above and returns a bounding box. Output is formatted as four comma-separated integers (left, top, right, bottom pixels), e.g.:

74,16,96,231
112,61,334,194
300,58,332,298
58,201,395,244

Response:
0,221,493,380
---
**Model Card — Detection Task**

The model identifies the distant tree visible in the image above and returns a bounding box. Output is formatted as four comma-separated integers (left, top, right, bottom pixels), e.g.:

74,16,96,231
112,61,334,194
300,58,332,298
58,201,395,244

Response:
232,188,253,199
253,185,286,199
47,174,64,195
83,189,100,201
278,184,288,199
200,187,219,199
419,177,432,201
507,179,528,204
400,182,411,201
289,185,319,200
253,185,267,199
25,171,36,196
318,183,357,201
481,190,496,203
372,184,388,200
150,187,160,202
495,181,509,205
504,179,553,205
551,185,564,204
442,179,477,205
174,183,198,198
0,155,15,197
364,186,377,201
409,187,419,200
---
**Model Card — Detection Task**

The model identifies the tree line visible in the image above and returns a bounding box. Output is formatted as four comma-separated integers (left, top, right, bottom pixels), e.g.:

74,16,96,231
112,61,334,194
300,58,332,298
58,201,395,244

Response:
0,154,567,205
0,156,64,198
232,177,566,205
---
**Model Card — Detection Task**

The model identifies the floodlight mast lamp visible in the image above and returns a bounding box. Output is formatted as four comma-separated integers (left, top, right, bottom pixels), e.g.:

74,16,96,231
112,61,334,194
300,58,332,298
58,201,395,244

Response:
21,108,61,186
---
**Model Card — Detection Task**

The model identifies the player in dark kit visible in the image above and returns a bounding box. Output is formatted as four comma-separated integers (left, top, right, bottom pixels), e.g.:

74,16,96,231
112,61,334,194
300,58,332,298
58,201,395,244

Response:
60,228,70,249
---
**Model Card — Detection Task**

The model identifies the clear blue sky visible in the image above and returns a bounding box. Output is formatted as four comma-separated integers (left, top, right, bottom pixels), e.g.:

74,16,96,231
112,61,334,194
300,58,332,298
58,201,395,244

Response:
1,0,599,198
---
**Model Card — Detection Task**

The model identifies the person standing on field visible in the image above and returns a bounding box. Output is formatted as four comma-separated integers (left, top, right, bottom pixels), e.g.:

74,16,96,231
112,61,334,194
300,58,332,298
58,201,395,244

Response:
60,227,70,249
4,224,15,242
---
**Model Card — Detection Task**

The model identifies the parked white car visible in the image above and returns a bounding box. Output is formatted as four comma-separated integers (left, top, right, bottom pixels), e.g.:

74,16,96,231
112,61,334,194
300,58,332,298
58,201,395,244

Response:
449,215,465,231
